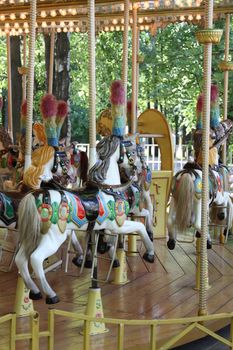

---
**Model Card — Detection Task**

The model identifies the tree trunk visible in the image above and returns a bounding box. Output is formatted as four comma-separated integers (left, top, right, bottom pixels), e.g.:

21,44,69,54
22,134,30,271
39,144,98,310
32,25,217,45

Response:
10,36,22,142
44,33,51,93
44,32,71,144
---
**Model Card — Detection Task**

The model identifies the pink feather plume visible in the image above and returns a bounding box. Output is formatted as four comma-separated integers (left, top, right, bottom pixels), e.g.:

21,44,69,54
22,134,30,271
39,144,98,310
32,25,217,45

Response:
57,100,68,118
211,84,218,102
110,80,125,105
40,94,57,118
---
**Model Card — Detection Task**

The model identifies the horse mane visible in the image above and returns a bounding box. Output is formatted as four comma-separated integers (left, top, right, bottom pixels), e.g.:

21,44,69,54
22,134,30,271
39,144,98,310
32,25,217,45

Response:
173,172,194,232
0,126,13,149
88,135,120,182
23,145,55,189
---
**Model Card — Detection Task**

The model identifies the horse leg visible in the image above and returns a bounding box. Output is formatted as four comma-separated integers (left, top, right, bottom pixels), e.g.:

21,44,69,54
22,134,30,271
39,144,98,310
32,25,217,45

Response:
116,220,155,263
71,231,92,268
167,199,177,250
142,188,153,221
103,230,120,268
70,230,85,268
15,245,42,300
138,208,154,241
30,227,68,304
194,200,212,249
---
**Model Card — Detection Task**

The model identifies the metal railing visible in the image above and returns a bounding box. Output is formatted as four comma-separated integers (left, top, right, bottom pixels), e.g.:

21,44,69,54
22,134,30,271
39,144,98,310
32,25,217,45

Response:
1,310,233,350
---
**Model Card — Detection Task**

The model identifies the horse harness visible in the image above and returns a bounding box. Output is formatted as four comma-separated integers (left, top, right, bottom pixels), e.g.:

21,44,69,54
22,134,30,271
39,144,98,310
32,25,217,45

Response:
51,149,69,177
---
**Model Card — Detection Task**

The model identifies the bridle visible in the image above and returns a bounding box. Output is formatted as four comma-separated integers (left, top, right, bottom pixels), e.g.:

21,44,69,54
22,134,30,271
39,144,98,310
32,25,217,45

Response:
51,150,69,176
118,139,137,171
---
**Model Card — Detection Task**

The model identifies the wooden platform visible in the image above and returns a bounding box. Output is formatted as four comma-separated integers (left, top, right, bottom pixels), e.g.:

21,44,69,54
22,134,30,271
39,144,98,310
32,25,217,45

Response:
0,235,233,349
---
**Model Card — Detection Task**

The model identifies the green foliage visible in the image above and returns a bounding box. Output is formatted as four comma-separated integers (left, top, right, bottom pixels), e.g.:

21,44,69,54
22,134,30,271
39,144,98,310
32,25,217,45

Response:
0,18,233,144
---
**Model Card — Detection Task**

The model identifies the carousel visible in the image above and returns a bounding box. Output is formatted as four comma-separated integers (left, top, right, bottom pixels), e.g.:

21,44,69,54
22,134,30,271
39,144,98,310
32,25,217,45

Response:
0,0,232,349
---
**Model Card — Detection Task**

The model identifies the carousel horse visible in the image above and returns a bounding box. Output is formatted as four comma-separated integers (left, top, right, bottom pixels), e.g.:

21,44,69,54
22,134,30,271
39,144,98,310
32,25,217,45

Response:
71,135,155,269
15,135,155,304
166,162,233,250
64,141,88,188
0,144,72,236
0,127,21,190
95,137,155,261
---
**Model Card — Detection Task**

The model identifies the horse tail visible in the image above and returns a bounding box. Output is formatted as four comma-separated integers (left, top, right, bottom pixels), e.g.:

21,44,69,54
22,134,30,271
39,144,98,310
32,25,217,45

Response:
18,193,41,259
173,173,194,232
80,151,88,183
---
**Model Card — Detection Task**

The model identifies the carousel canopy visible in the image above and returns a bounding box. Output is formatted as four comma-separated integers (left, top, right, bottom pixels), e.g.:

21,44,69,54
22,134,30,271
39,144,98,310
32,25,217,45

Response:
0,0,231,35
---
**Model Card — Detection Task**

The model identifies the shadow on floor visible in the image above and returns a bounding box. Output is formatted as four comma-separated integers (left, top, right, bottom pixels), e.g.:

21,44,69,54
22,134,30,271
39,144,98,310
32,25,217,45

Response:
173,325,230,350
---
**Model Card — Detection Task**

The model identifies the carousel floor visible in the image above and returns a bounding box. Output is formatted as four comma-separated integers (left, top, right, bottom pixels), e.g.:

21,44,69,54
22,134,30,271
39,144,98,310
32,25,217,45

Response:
0,233,233,350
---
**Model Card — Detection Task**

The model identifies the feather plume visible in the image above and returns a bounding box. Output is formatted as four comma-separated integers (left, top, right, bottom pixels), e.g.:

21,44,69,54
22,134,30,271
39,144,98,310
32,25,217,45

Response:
110,80,125,105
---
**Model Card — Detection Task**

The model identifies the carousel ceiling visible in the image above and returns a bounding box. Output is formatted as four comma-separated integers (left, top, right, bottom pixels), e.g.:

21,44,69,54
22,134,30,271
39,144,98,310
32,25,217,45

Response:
0,0,231,35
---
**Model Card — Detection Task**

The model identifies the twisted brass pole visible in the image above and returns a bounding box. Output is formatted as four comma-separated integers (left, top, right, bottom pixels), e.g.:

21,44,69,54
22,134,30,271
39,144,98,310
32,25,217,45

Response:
122,0,129,122
222,14,230,164
88,0,96,167
198,0,213,316
24,0,37,170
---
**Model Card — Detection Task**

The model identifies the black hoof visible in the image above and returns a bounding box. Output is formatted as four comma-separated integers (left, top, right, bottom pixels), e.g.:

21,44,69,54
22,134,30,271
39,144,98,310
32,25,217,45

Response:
113,259,120,268
143,252,155,263
207,240,212,249
29,291,43,300
167,239,176,250
84,260,92,268
72,256,83,268
46,295,60,304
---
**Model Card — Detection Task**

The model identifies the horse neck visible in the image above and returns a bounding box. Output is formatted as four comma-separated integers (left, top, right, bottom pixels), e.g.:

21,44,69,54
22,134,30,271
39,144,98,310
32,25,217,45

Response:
39,157,54,184
103,146,121,185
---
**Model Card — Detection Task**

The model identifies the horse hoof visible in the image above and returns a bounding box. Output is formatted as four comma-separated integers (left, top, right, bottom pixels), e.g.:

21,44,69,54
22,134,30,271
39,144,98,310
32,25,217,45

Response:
143,252,155,263
46,295,60,304
29,291,43,300
84,260,92,269
72,256,83,268
207,240,212,249
113,259,120,268
167,239,176,250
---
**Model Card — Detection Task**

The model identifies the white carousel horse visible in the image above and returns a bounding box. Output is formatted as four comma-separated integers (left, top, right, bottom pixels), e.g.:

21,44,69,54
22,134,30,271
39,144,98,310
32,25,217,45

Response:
0,145,74,272
71,136,155,268
96,138,155,260
166,163,233,250
15,135,155,304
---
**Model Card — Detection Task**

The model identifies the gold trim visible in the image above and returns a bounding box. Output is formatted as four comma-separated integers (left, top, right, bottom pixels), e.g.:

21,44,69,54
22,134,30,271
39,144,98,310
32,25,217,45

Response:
195,29,223,44
218,60,233,72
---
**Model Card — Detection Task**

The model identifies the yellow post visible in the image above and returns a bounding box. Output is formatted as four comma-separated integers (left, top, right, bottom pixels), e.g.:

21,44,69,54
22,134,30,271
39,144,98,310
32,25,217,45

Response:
30,312,39,350
10,313,16,350
85,288,108,335
112,248,129,285
219,230,225,244
14,275,34,317
127,235,138,257
48,309,54,350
